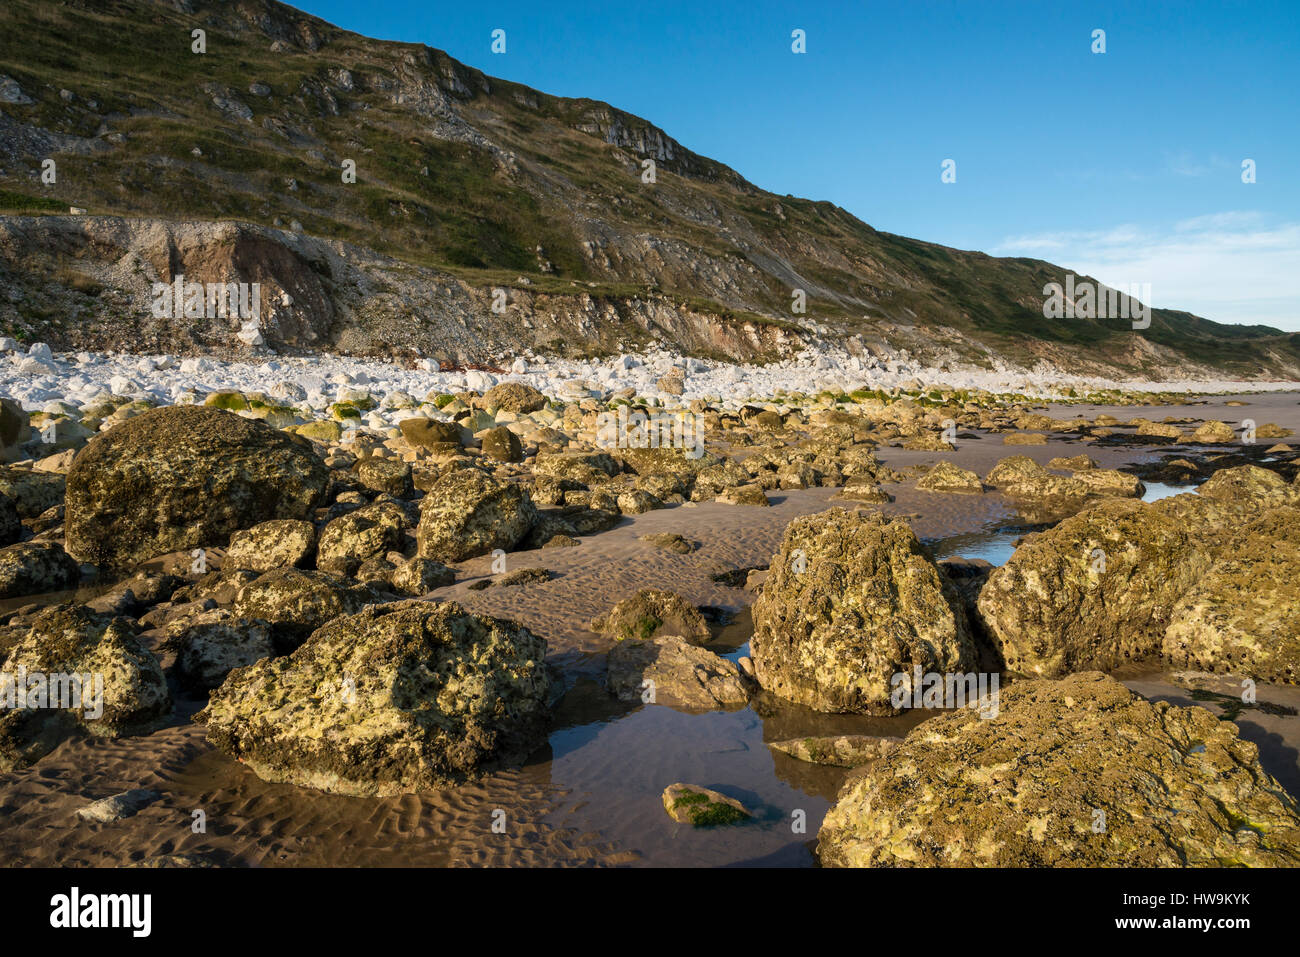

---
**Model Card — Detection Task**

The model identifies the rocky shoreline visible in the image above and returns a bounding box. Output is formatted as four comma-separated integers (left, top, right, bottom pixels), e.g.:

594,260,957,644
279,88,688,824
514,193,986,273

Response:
2,356,1299,867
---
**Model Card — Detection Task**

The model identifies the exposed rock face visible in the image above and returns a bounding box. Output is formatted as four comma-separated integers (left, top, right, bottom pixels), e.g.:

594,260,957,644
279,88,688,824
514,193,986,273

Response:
606,635,749,710
224,519,317,572
589,588,711,643
916,461,982,494
198,600,551,796
1163,507,1300,684
232,567,379,651
64,406,328,567
416,469,537,562
0,605,171,770
818,672,1300,867
751,507,976,713
0,541,79,599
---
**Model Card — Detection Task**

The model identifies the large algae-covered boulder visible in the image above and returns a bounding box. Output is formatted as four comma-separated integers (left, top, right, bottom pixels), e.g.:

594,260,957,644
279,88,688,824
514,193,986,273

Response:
1163,507,1300,684
197,600,551,796
64,406,328,567
0,541,80,599
978,493,1256,677
979,497,1207,676
751,507,976,713
0,605,171,770
416,469,537,563
818,672,1300,867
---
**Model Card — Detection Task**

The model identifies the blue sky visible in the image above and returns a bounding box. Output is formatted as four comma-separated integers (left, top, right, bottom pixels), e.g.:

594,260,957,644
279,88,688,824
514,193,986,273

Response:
295,0,1299,330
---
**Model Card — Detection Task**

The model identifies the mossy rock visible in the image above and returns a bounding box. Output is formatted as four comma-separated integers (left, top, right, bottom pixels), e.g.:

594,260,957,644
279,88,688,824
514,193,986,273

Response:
662,783,751,827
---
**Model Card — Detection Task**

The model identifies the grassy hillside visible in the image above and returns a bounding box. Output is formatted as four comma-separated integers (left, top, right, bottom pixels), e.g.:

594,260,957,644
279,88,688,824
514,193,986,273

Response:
1,0,1296,375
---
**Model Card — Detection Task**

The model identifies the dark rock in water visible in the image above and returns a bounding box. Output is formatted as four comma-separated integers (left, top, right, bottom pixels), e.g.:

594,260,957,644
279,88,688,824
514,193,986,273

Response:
64,406,329,568
818,672,1300,867
0,541,80,599
77,788,161,823
752,507,976,714
198,600,551,796
0,605,171,771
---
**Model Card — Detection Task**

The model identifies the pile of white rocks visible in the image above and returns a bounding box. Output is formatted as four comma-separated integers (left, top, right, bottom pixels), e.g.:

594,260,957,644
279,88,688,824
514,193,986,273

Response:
4,339,1298,429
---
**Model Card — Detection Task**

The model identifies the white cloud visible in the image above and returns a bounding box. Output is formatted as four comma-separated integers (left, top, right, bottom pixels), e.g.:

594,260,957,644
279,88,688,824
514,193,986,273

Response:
994,212,1300,331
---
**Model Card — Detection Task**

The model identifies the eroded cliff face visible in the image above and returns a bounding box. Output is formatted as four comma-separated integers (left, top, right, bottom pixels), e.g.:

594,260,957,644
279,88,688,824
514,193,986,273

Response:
0,215,805,364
